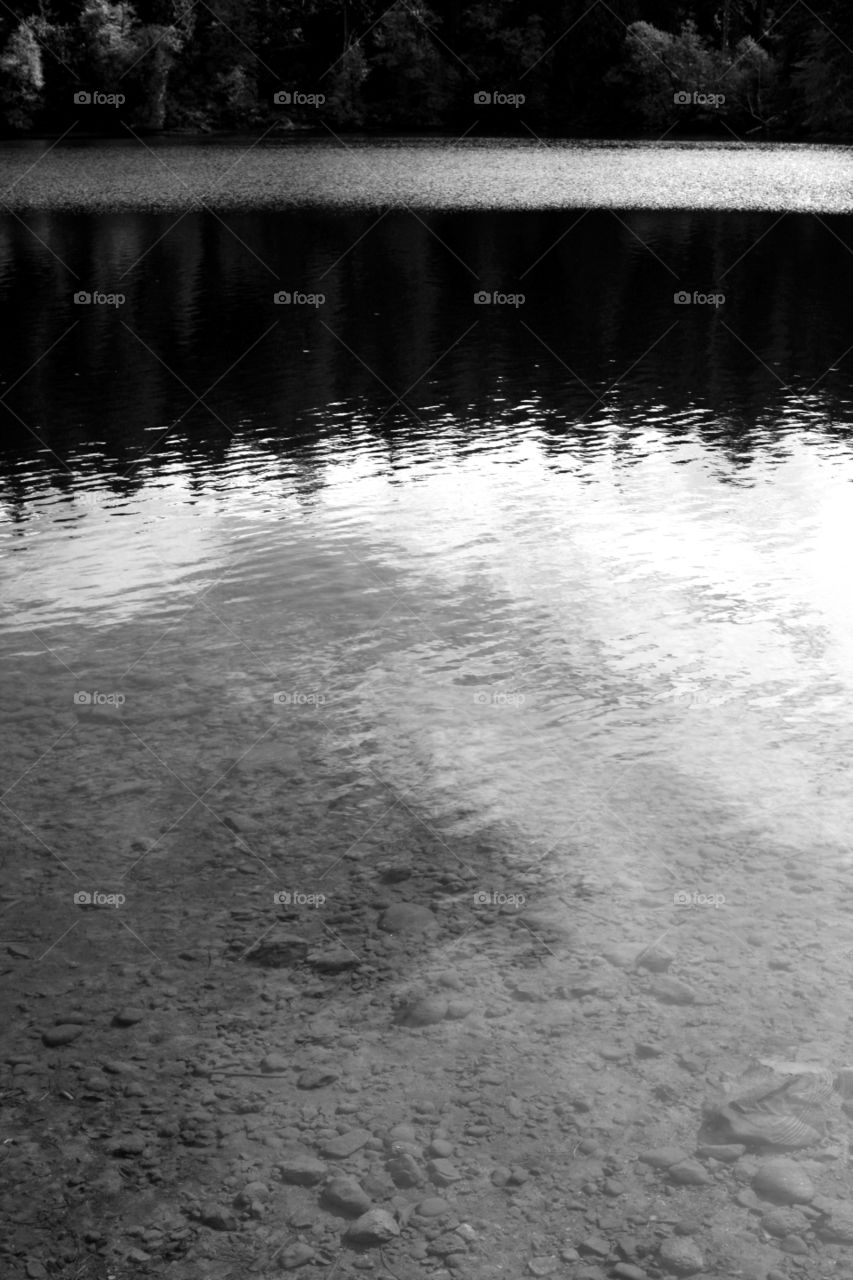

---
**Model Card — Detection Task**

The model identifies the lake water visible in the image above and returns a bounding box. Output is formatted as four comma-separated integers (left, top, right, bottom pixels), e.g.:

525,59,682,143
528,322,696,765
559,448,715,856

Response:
2,140,853,948
2,136,853,212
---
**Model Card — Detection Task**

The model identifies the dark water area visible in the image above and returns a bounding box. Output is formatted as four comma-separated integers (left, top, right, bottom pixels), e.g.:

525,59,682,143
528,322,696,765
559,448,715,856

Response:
2,206,852,497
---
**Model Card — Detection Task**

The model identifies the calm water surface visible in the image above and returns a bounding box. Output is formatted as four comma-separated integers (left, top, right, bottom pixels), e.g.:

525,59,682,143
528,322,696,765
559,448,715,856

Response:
2,146,853,902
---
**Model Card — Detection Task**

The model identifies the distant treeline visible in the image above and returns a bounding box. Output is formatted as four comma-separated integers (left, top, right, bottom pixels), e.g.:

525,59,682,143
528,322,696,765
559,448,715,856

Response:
1,1,852,138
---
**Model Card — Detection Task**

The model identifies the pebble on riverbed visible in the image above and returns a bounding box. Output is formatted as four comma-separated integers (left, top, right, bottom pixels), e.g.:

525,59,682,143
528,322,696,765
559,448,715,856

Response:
113,1007,145,1026
637,1147,691,1169
106,1133,147,1157
42,1024,84,1046
760,1206,811,1238
657,1236,705,1276
378,903,439,934
635,944,675,972
279,1242,316,1269
646,976,698,1005
394,994,449,1026
322,1175,372,1216
752,1158,815,1205
260,1052,289,1073
306,948,360,972
428,1158,463,1185
415,1197,450,1218
696,1143,745,1162
321,1128,372,1158
298,1067,340,1089
198,1202,238,1232
344,1208,400,1244
277,1153,327,1185
667,1160,712,1187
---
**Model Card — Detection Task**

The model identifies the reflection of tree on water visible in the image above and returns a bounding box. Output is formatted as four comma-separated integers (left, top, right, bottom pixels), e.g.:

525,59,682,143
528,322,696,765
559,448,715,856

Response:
1,205,852,507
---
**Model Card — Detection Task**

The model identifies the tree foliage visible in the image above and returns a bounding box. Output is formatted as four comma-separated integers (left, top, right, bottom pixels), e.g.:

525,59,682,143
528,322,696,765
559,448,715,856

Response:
1,18,49,130
791,24,853,135
0,0,849,136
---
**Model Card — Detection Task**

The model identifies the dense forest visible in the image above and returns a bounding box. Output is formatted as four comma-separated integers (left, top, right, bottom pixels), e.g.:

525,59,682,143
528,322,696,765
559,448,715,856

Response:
1,0,852,138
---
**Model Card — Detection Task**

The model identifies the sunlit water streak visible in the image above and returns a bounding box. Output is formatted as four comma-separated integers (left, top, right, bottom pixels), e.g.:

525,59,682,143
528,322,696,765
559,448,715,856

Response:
3,414,853,882
1,138,853,212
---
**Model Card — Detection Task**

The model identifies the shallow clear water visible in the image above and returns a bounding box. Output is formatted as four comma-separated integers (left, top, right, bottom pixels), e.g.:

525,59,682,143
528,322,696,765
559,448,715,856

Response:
2,163,853,911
